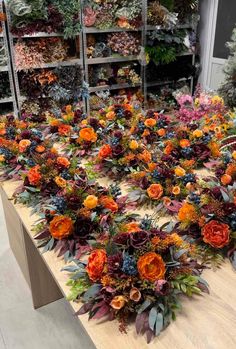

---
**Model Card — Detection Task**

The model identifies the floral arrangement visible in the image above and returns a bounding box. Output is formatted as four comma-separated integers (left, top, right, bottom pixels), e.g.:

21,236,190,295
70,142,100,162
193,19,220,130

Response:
177,178,236,268
107,32,140,57
64,216,208,342
14,38,69,71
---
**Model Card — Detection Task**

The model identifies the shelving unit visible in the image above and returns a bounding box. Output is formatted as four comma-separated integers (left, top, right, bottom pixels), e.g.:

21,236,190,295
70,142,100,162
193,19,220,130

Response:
0,0,17,116
4,0,85,116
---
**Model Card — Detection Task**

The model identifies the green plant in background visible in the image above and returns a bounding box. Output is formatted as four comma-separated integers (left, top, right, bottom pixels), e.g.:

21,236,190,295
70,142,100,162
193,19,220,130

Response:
160,0,174,12
219,26,236,108
145,44,177,65
9,0,47,26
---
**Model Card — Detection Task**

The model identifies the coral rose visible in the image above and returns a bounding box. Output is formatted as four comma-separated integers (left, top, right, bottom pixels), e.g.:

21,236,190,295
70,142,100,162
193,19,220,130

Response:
147,184,163,200
110,295,127,310
27,165,41,186
83,195,98,209
100,195,118,212
129,288,141,302
57,157,70,168
172,186,181,195
19,139,31,153
86,249,107,281
144,118,157,127
174,166,186,177
178,202,198,222
157,128,166,136
58,124,72,136
137,252,165,282
79,127,97,142
202,220,230,248
221,174,232,185
49,215,73,240
98,144,112,159
179,139,190,148
55,176,67,188
124,222,141,233
129,140,139,150
35,145,45,153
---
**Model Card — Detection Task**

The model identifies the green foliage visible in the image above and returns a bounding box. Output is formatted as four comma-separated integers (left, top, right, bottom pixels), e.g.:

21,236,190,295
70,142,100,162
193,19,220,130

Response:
160,0,174,11
195,245,224,270
66,279,90,301
145,44,177,65
171,274,202,296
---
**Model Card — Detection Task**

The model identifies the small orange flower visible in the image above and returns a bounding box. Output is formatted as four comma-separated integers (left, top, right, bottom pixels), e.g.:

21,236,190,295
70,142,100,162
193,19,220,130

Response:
174,166,186,177
35,145,45,153
162,196,171,206
157,128,166,137
57,157,70,168
98,144,112,159
179,139,190,148
79,127,97,143
86,249,107,282
147,184,163,200
221,174,232,185
232,151,236,160
151,236,161,246
106,111,116,120
0,155,5,162
19,139,31,153
0,128,6,136
209,141,220,157
192,129,203,138
130,288,141,302
138,149,152,163
110,296,127,310
144,118,157,127
83,195,98,209
129,140,139,150
142,129,150,137
55,176,67,188
148,162,156,172
178,202,198,222
27,165,41,186
100,195,118,212
49,215,73,240
124,222,141,233
172,186,181,195
50,119,61,127
137,252,165,282
181,159,195,169
226,163,236,178
58,124,72,136
164,142,174,155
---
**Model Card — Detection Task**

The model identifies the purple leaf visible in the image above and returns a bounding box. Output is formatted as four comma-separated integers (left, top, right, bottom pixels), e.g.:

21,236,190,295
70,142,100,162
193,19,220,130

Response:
92,304,110,320
34,229,50,240
75,302,93,316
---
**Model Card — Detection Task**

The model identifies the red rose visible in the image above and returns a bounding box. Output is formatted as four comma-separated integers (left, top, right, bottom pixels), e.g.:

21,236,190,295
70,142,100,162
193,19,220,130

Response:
201,220,230,248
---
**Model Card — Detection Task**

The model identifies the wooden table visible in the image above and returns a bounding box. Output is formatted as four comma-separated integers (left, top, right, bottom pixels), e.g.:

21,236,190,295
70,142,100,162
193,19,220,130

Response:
1,180,236,349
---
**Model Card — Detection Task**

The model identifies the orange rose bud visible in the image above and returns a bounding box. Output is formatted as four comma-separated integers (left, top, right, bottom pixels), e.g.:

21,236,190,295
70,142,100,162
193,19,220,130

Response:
58,124,72,136
98,144,112,159
124,221,141,233
172,186,181,195
157,128,166,136
57,156,70,168
129,140,139,150
147,184,163,200
55,176,67,188
202,220,230,248
106,111,116,120
221,174,232,185
86,249,107,281
162,196,171,206
27,165,41,186
164,142,174,155
19,139,31,153
35,145,45,153
144,118,157,127
110,295,127,310
148,162,156,172
137,252,165,282
49,215,73,240
83,195,98,209
100,195,118,212
130,288,141,302
179,139,190,148
174,166,186,177
192,129,203,138
79,127,97,143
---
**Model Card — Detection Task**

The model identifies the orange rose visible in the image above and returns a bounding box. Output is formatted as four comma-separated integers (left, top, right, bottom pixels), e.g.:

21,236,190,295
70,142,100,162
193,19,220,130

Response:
50,119,61,127
27,165,41,186
137,252,165,282
19,139,31,153
192,129,203,138
142,129,150,137
110,295,127,310
79,127,97,143
147,184,163,200
226,163,236,178
35,145,45,153
157,128,166,136
178,202,198,222
148,162,156,172
124,221,141,233
57,157,70,168
202,220,230,248
164,142,174,155
100,195,118,213
55,176,67,188
49,215,73,240
129,140,139,150
144,118,157,127
209,141,220,157
221,174,232,185
86,249,107,281
172,186,181,195
0,128,6,135
129,288,141,302
83,195,98,209
58,124,72,136
179,139,190,148
98,144,112,159
174,166,186,177
138,149,152,163
106,111,116,120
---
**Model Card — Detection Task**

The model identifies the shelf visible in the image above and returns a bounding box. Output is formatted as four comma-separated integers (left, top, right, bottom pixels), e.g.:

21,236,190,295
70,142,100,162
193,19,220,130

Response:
0,96,13,103
146,23,194,31
146,76,192,88
84,27,142,34
87,55,138,65
0,65,8,72
89,82,141,92
12,32,63,38
16,58,83,71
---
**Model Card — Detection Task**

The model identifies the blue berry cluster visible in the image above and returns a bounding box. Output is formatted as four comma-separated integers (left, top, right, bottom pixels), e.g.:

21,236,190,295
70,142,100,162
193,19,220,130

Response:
166,132,175,139
52,196,67,213
140,216,152,230
61,170,72,180
0,147,13,160
31,129,43,139
138,122,145,132
157,120,166,128
189,192,201,205
27,159,36,167
182,173,196,185
115,108,125,118
109,184,121,198
152,170,163,182
181,147,193,159
29,140,38,151
229,212,236,230
6,127,16,140
202,134,212,144
122,254,137,275
110,137,120,146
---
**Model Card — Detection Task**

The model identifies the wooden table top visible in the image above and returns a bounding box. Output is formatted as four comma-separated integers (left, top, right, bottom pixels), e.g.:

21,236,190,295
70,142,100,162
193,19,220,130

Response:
1,179,236,349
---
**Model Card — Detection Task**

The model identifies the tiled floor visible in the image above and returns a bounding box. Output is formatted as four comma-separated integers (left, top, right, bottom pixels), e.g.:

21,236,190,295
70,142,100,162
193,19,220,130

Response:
0,198,95,349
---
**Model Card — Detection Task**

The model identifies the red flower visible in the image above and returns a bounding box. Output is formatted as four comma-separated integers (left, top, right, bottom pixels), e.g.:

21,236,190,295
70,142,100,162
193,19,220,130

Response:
202,220,230,248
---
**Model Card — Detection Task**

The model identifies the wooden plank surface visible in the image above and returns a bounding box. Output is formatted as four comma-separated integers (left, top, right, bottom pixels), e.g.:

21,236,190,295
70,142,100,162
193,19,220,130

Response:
1,180,236,349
